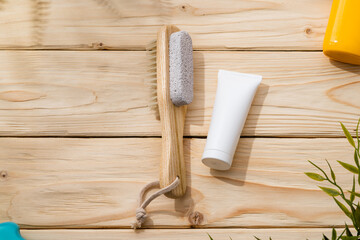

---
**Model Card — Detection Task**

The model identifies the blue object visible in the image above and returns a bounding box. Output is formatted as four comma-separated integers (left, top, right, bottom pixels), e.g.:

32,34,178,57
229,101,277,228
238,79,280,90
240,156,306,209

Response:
0,222,26,240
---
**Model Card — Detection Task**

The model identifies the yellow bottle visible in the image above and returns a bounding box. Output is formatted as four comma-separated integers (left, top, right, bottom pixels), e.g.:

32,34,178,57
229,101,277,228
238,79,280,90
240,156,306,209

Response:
323,0,360,65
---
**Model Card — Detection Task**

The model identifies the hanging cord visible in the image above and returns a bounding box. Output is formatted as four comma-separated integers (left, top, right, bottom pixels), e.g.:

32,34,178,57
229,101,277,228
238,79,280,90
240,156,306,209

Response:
131,176,180,229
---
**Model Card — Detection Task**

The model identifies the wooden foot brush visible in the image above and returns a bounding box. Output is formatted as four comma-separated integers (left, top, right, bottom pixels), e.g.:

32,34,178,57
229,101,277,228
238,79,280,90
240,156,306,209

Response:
132,25,193,229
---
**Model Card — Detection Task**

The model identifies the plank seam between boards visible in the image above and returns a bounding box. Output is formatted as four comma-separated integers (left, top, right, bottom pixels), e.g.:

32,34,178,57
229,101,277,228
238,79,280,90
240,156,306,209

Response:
0,49,323,52
0,136,351,138
18,225,352,230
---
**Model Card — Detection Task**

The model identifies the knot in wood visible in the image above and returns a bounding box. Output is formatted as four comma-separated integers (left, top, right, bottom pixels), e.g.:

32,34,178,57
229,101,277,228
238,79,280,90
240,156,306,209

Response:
188,211,204,226
0,171,8,180
179,4,192,12
305,27,312,35
92,42,105,50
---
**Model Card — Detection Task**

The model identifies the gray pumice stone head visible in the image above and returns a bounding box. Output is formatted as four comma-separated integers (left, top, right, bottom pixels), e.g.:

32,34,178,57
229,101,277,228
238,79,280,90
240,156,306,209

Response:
169,31,193,106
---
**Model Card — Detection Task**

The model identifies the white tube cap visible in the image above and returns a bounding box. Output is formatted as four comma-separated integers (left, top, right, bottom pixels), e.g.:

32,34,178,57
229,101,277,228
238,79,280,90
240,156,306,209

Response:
202,149,232,170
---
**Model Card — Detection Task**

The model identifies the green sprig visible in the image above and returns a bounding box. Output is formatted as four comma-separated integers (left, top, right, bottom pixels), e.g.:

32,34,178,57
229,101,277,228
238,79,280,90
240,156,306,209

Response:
305,120,360,238
254,119,360,240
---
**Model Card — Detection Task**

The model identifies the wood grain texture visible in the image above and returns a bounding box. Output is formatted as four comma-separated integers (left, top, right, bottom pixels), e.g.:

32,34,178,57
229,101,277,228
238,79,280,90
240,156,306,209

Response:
0,51,359,137
0,137,356,228
20,229,344,240
0,0,330,50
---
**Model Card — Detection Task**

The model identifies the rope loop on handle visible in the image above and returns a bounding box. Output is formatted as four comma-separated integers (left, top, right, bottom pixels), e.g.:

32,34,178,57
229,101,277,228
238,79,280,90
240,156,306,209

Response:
131,177,180,229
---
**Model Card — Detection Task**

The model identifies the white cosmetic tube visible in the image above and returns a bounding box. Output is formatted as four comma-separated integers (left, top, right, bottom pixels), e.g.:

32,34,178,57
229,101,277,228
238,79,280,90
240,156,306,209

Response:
202,70,262,170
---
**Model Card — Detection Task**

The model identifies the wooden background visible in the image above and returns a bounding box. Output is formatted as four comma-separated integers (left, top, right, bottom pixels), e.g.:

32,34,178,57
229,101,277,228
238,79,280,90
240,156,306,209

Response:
1,0,360,239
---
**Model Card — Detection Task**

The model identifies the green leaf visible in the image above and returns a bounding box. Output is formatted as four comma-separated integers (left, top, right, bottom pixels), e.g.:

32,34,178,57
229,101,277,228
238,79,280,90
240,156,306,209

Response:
354,151,360,169
356,152,360,185
351,176,356,203
341,122,356,148
327,160,336,181
332,228,337,240
340,237,359,240
254,237,261,240
323,234,330,240
333,197,352,218
207,233,214,240
305,172,325,181
345,223,353,236
355,205,360,225
309,160,325,172
308,160,330,180
348,191,360,198
338,161,359,174
356,119,360,149
320,186,340,197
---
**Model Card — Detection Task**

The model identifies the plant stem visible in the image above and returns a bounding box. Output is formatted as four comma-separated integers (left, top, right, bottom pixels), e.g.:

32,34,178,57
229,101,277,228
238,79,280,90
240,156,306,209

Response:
328,178,359,232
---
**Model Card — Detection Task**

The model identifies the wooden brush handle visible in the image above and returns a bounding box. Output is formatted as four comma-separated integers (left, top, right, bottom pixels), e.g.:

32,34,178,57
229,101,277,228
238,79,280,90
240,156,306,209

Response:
157,25,187,198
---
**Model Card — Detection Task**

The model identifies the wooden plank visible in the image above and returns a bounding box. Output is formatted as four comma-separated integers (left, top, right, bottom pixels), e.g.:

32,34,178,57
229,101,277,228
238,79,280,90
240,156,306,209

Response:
0,51,359,137
20,228,342,240
0,0,330,50
0,137,356,228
